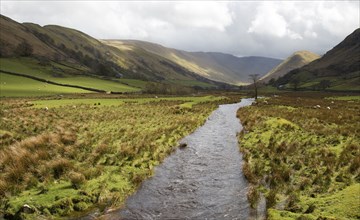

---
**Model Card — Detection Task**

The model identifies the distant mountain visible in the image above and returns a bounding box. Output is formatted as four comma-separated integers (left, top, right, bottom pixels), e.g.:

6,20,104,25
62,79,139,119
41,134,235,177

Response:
109,40,282,85
276,28,360,91
260,51,320,83
0,14,282,88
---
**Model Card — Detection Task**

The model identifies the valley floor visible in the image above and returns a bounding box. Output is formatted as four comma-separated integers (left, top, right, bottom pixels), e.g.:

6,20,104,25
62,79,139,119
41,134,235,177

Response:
1,92,359,219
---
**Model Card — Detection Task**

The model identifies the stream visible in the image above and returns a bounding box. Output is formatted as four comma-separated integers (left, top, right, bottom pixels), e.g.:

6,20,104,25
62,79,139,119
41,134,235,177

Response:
100,98,255,219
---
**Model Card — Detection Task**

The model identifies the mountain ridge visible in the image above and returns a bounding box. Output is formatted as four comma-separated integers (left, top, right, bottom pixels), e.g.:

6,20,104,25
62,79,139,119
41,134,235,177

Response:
110,39,282,84
1,14,282,86
275,28,360,91
260,50,320,83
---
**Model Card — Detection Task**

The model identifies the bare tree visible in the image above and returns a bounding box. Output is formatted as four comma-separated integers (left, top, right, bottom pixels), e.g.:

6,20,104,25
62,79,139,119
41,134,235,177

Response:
249,74,260,100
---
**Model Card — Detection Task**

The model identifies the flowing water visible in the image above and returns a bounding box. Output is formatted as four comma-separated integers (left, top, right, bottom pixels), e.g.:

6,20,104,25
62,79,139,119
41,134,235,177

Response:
100,98,255,219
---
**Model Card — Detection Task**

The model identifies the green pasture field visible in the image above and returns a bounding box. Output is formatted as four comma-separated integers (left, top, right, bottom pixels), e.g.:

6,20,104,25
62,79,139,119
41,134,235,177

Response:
0,73,91,97
0,58,141,94
326,95,360,101
167,79,215,88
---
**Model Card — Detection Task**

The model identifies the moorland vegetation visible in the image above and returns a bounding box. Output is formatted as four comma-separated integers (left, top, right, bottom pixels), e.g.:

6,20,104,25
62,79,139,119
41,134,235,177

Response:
0,94,241,219
237,93,360,219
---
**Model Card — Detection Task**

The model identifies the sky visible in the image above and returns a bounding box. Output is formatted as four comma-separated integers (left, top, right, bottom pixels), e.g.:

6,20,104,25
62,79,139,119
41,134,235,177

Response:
1,1,359,59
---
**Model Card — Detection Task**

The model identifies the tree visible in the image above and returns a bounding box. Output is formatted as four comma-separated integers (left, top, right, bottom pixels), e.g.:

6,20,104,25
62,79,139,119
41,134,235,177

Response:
249,74,260,100
319,80,331,90
15,41,33,57
268,78,276,86
290,78,300,91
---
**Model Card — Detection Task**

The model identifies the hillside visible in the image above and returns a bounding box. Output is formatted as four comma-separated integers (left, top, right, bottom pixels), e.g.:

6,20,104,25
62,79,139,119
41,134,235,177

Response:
0,15,228,93
108,40,282,85
275,28,360,91
260,51,320,83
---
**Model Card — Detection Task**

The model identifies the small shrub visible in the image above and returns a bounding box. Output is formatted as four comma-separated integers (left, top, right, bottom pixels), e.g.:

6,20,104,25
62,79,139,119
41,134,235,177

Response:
349,157,360,174
305,203,316,214
68,171,86,189
74,202,88,211
285,192,302,213
247,185,260,208
49,158,73,179
266,189,277,209
243,162,257,184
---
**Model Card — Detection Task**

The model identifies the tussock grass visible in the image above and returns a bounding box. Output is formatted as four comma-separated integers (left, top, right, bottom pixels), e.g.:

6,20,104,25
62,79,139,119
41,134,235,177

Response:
0,95,240,219
237,93,360,219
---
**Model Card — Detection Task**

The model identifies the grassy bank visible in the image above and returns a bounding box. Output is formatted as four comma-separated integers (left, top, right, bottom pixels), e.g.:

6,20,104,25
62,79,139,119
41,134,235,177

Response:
0,95,240,219
237,93,360,219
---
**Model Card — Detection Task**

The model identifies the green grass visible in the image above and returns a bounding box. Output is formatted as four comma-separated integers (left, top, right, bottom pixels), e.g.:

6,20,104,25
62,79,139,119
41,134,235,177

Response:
117,78,149,88
258,85,281,93
237,94,360,219
0,73,91,97
54,76,140,93
326,96,360,101
285,74,360,92
167,79,216,88
0,58,140,94
268,184,360,220
6,181,78,217
30,96,224,108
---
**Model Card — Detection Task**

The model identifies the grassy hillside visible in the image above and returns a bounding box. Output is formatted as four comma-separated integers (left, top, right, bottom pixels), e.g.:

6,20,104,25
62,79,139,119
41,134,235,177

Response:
0,15,58,57
261,51,320,83
0,58,141,96
237,94,360,219
0,15,232,89
108,40,282,85
275,29,360,92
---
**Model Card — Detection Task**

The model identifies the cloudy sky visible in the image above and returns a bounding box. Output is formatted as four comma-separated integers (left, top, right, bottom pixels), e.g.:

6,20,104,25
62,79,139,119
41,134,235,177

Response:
1,1,359,58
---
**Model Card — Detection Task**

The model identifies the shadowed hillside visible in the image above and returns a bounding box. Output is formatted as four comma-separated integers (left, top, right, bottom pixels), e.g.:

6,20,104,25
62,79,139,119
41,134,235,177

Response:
1,14,281,89
0,15,231,90
275,28,360,91
107,40,282,85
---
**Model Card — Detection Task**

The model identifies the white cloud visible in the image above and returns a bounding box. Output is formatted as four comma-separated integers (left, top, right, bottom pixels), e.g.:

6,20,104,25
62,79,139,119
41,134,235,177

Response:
247,2,297,39
172,1,233,31
0,1,359,58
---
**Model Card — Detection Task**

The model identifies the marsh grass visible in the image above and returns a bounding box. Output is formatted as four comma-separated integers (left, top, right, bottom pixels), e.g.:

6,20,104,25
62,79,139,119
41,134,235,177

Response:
237,93,360,219
0,95,241,218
